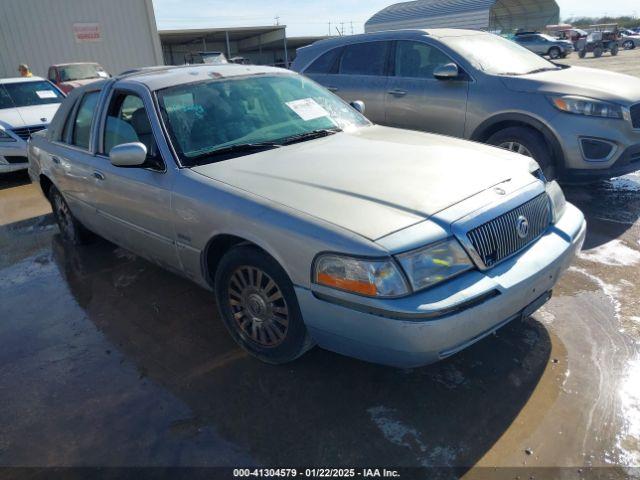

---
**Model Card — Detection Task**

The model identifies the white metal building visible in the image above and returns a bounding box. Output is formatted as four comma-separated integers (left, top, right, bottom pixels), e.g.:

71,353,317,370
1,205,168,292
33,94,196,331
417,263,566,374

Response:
365,0,560,33
0,0,163,77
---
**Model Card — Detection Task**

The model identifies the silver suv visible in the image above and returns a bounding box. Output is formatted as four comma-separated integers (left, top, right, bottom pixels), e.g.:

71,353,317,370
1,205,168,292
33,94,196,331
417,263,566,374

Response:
513,32,573,59
292,29,640,182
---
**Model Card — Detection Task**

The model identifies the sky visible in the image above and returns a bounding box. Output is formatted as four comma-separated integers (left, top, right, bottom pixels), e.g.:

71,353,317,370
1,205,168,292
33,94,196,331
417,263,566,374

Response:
153,0,640,37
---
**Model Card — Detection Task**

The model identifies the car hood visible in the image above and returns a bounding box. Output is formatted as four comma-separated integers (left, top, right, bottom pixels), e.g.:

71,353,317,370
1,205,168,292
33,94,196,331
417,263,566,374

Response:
501,66,640,104
0,104,60,129
192,126,533,240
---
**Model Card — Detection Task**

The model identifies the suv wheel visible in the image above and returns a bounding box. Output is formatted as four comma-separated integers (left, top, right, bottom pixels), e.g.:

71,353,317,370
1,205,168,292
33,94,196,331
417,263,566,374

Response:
548,47,561,59
488,126,556,180
623,40,635,50
49,186,93,245
214,245,313,364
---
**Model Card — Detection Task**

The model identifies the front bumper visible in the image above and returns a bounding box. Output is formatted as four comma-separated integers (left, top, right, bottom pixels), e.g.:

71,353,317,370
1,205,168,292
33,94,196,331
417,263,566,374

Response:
0,140,28,173
551,112,640,181
297,203,586,368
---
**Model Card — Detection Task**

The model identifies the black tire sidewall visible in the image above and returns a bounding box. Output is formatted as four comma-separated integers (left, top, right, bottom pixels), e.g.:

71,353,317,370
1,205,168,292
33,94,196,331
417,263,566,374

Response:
487,126,555,180
548,47,560,59
50,186,90,245
214,245,309,364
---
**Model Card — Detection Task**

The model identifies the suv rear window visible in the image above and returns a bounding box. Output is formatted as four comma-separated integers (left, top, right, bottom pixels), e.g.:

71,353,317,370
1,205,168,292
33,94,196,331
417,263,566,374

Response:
305,48,341,74
339,42,389,76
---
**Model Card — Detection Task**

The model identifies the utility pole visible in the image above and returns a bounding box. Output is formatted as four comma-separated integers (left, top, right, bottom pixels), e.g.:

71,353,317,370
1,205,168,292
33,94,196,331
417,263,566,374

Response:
340,22,345,35
350,21,354,35
328,21,331,36
274,15,280,26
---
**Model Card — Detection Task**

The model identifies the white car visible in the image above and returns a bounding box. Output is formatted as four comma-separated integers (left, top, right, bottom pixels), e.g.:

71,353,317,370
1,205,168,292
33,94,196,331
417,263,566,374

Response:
0,76,64,174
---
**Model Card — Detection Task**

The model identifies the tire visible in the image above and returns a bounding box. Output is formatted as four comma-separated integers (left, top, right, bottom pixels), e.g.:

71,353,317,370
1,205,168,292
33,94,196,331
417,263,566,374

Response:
594,47,603,58
49,185,93,245
214,245,313,364
611,43,619,56
548,47,561,59
623,40,634,50
578,49,587,58
487,126,556,180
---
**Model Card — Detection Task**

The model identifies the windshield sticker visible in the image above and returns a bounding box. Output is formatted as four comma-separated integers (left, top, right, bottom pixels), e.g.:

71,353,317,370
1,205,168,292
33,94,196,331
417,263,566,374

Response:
286,98,329,121
36,90,57,99
97,71,109,78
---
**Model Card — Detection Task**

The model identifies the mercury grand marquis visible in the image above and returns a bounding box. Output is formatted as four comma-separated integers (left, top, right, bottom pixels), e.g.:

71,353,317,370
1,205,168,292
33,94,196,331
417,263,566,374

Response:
28,65,586,367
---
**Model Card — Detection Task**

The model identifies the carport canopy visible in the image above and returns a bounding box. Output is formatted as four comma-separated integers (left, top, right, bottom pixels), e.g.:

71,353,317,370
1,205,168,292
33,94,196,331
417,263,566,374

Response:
365,0,560,33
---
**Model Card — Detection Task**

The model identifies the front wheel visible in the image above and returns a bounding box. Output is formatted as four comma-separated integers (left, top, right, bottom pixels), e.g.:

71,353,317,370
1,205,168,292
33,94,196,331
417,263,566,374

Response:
611,43,619,56
594,46,603,57
49,186,93,245
623,40,634,50
548,47,561,59
214,245,313,364
487,126,556,180
578,49,587,58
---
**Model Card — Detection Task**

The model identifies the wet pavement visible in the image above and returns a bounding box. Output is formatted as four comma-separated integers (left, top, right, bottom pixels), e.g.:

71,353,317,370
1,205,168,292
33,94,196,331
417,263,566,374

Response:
0,170,639,478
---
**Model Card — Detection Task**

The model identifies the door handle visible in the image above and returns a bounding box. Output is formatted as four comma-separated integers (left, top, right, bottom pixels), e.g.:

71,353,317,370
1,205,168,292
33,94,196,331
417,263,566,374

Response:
387,89,407,96
93,171,105,181
327,86,339,92
51,155,60,165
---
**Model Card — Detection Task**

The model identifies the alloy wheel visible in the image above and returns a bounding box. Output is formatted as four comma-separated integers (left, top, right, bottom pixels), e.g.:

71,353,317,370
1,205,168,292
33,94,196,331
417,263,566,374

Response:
227,266,289,347
498,141,533,157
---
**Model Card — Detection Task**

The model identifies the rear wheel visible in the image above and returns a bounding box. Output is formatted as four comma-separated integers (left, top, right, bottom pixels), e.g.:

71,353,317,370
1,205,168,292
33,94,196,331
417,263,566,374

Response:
594,46,603,57
611,43,619,56
623,40,634,50
548,47,561,59
578,49,587,58
488,126,556,180
214,245,313,364
49,186,93,245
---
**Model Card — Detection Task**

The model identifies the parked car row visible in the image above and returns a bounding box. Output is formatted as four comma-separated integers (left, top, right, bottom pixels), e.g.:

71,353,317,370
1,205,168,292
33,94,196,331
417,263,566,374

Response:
1,62,109,174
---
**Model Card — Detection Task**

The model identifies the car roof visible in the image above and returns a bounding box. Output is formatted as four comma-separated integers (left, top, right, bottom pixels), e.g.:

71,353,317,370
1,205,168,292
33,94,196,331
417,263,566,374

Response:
0,76,46,84
51,62,101,67
115,64,295,91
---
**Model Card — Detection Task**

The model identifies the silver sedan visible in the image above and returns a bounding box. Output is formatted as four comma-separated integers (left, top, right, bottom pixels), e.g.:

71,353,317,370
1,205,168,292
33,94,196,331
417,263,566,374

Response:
28,65,586,367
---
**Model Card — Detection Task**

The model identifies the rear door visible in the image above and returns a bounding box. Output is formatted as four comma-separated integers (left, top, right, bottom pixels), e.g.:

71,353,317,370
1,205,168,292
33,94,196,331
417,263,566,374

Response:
320,41,391,124
384,40,469,137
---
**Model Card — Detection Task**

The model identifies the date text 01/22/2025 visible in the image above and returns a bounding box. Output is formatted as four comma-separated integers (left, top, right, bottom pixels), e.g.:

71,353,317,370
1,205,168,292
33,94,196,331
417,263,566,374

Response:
232,468,401,478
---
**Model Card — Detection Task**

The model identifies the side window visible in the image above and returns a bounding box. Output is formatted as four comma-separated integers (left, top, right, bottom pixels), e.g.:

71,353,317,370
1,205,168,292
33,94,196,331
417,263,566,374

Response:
394,41,453,79
339,41,389,76
103,91,159,163
48,68,57,83
71,91,100,149
305,48,341,74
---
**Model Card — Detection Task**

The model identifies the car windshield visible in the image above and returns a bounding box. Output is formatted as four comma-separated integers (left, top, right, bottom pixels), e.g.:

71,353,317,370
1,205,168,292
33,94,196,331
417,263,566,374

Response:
0,80,64,109
59,64,106,81
157,73,371,166
444,33,561,76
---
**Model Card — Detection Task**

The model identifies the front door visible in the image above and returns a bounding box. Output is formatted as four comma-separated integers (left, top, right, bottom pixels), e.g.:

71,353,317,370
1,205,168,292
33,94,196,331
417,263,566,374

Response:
384,40,469,137
91,87,181,271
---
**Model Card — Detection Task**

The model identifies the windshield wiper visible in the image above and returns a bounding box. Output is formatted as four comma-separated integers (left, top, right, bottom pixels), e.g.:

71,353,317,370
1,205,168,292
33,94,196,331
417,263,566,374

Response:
278,128,342,146
190,142,281,164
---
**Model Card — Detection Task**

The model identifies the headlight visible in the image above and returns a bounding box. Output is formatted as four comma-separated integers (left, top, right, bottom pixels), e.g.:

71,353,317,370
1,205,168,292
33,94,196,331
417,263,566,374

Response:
546,180,567,223
549,95,624,119
396,239,473,291
0,129,17,142
314,254,409,297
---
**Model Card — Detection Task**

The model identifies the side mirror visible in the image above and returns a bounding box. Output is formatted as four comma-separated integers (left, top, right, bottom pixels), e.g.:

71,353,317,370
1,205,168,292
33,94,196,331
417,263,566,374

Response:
433,63,460,80
109,142,147,167
350,100,365,115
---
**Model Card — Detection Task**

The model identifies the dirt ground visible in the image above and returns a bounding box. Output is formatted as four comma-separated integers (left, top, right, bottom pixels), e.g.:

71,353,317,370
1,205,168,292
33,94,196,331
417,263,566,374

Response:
556,46,640,77
1,54,640,478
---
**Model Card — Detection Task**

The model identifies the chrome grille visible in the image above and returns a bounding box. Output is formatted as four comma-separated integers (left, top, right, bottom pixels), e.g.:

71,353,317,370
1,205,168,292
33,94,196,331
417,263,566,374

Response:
467,194,551,268
631,103,640,129
10,125,46,141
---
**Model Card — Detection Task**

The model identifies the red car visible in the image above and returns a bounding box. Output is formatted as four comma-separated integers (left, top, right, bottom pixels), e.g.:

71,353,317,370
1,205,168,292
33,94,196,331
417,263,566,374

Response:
47,62,110,94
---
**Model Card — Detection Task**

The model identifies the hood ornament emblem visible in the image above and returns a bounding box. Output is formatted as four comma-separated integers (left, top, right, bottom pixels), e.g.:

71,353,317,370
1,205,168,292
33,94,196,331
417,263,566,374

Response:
516,215,529,239
494,187,506,195
41,117,47,122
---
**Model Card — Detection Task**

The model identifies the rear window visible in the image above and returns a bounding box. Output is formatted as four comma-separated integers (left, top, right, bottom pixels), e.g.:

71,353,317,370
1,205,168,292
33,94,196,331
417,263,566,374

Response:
0,81,63,109
305,48,342,74
339,42,390,76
